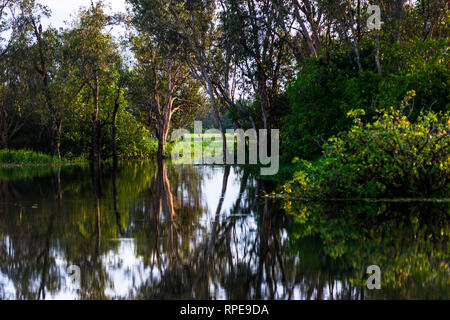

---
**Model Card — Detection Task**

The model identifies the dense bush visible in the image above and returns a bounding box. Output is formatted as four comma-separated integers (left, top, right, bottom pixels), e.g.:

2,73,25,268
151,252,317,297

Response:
105,112,157,159
284,92,450,199
283,57,381,161
378,38,449,120
282,39,449,162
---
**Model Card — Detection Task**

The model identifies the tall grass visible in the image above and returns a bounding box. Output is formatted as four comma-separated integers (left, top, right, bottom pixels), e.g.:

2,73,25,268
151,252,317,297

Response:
0,149,65,165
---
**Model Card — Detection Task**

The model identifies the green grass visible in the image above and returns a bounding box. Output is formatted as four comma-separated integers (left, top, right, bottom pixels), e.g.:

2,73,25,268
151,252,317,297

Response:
170,134,238,162
0,149,66,166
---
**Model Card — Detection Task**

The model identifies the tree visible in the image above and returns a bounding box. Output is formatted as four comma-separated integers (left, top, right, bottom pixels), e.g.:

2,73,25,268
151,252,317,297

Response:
0,0,38,149
127,33,203,159
128,0,239,158
30,20,89,158
219,0,294,130
65,1,121,170
0,38,36,149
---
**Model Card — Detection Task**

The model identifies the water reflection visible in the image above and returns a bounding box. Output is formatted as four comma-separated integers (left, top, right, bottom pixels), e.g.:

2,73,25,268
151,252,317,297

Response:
0,162,448,300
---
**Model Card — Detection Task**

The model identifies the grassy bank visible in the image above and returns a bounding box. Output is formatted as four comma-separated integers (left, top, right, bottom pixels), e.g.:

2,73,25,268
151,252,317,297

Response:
0,149,67,167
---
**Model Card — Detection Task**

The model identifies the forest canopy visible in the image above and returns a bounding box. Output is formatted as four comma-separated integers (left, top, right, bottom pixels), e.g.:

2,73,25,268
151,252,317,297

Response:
0,0,448,191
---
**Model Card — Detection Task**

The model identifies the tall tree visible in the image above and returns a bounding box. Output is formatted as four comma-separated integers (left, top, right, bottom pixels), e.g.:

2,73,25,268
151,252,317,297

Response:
0,36,36,148
65,1,121,170
219,0,293,130
30,20,89,158
127,33,203,159
128,0,235,158
0,0,38,149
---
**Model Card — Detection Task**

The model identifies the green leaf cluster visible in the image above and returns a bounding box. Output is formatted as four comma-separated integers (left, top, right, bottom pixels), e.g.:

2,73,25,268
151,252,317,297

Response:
284,92,450,198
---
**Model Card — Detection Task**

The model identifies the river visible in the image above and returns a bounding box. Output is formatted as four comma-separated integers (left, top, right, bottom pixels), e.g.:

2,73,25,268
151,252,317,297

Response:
0,161,448,299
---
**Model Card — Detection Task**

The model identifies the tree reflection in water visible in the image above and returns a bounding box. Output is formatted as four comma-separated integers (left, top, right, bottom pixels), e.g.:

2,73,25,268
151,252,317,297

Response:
0,162,448,299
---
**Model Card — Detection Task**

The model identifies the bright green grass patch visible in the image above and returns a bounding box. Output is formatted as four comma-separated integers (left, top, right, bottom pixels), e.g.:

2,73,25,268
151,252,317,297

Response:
0,149,66,166
183,133,237,139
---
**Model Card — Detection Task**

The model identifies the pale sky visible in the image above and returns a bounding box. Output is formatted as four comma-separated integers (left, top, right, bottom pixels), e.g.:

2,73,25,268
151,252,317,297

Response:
40,0,127,29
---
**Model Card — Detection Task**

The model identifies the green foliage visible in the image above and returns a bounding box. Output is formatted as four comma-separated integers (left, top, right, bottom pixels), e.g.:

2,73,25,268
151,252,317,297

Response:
107,111,157,159
62,105,156,160
284,92,450,199
0,149,65,165
283,57,381,161
378,38,449,119
283,201,449,299
283,38,449,162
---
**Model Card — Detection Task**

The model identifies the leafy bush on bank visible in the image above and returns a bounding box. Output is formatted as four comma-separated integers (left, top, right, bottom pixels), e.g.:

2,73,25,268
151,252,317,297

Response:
284,92,450,199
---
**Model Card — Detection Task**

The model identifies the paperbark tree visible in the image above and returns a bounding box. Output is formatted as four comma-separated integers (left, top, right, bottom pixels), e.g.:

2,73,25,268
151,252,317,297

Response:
31,21,89,158
65,1,121,170
0,24,36,149
219,0,293,130
128,0,234,158
129,35,203,159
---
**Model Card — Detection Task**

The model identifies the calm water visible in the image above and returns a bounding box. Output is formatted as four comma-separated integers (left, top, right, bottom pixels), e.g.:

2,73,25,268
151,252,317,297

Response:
0,161,448,300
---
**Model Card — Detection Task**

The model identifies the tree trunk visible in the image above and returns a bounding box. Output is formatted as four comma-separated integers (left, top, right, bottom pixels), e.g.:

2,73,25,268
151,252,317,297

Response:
375,30,383,78
51,119,62,159
303,0,322,57
92,73,101,172
0,133,8,149
353,43,363,72
33,18,63,159
206,79,228,160
259,82,271,131
156,111,172,159
112,90,120,169
157,127,167,159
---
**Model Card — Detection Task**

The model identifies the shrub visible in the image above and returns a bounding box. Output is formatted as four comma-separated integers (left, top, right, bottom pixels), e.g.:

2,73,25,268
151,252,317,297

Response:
284,92,450,199
283,58,381,161
282,38,449,163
